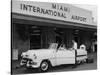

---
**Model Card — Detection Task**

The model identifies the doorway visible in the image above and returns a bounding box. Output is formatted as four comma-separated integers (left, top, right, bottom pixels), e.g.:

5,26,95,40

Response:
30,25,41,49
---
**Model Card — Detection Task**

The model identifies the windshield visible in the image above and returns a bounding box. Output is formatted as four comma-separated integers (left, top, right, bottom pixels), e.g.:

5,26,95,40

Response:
48,43,58,49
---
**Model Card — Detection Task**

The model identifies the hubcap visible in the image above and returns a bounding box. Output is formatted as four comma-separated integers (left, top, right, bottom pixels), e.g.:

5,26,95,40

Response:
41,62,48,71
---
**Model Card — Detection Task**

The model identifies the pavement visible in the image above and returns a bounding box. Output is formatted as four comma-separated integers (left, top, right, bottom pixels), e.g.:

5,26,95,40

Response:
11,52,97,75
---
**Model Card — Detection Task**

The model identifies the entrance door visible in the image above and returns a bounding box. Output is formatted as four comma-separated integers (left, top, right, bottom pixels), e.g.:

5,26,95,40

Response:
30,35,41,49
30,26,41,49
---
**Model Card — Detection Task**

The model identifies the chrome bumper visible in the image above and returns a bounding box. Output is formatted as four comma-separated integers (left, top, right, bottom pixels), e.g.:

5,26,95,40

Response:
20,58,39,68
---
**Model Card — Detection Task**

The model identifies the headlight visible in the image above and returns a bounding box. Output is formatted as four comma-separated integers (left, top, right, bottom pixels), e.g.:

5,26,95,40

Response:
21,52,24,57
33,54,37,59
21,52,28,57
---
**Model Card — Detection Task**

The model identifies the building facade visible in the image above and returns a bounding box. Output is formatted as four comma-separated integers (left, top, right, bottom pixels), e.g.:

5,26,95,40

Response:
12,0,97,60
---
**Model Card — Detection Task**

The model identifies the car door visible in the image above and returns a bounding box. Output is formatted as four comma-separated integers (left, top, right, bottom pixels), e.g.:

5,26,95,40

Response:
56,47,75,66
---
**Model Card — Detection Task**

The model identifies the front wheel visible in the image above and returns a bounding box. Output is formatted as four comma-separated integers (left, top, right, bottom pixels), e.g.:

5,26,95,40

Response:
39,61,49,72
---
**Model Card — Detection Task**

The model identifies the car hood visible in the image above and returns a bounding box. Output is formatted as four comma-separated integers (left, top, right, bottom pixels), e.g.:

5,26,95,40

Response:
22,49,54,57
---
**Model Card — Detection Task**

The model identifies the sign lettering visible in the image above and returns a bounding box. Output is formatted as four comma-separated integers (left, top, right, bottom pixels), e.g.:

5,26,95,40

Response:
20,4,66,18
12,1,93,25
71,15,87,22
52,4,70,12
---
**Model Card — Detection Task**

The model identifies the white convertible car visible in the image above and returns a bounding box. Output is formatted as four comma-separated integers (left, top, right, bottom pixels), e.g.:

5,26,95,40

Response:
20,43,88,72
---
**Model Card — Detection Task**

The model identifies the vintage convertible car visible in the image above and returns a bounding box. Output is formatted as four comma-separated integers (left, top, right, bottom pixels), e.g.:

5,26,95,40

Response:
20,43,88,72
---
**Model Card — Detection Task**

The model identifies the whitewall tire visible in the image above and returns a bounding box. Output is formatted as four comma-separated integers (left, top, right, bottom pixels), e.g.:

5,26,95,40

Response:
39,61,49,72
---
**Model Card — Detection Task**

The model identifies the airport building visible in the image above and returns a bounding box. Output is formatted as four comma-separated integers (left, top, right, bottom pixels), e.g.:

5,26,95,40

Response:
12,0,97,60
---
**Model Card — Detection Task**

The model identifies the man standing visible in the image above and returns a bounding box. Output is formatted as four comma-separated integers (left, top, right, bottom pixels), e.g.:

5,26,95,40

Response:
72,40,78,68
72,40,78,50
